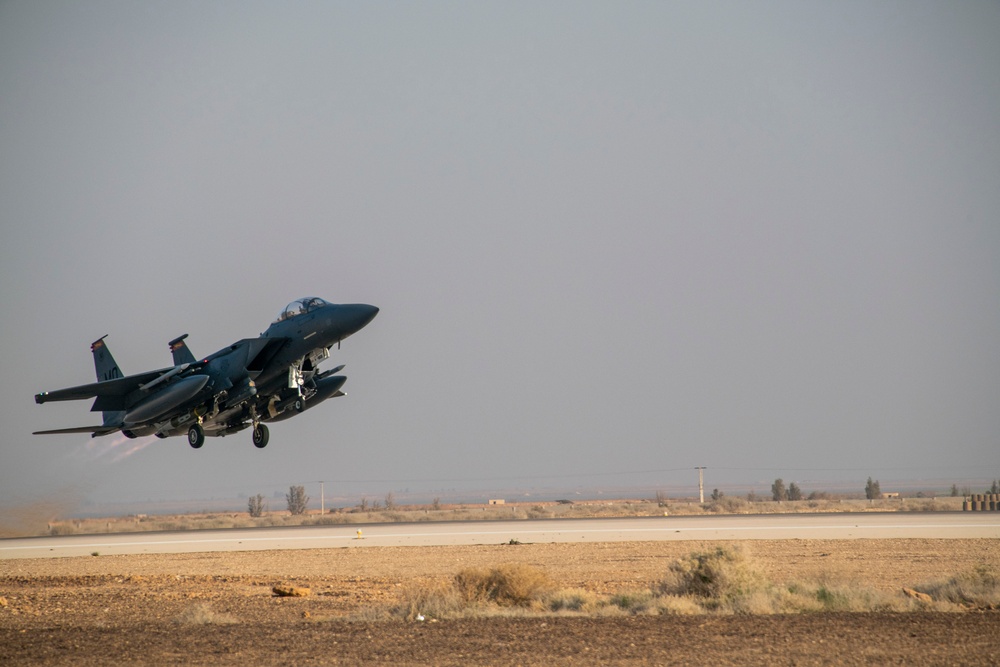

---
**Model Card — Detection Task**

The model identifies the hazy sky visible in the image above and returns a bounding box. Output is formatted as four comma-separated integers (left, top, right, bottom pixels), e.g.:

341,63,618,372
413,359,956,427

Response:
2,2,998,511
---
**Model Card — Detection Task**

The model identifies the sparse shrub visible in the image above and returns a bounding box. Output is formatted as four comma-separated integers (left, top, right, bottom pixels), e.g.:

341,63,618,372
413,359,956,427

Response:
384,492,396,511
776,580,906,613
655,490,668,507
746,490,758,503
48,523,78,536
787,483,802,501
610,590,656,613
816,585,850,609
771,479,787,502
526,505,550,519
660,546,765,604
548,588,600,612
306,514,345,526
728,589,782,614
915,567,1000,607
376,555,995,621
431,497,441,511
247,494,265,518
654,595,704,615
286,486,309,515
453,564,553,607
393,579,465,621
711,488,723,501
865,477,881,500
711,496,747,513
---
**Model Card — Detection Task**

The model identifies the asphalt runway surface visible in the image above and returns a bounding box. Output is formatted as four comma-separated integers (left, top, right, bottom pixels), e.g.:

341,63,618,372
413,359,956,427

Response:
2,512,998,559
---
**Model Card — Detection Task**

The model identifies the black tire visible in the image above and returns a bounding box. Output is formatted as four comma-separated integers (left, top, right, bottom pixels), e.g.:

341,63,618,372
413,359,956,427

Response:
252,424,269,448
188,424,205,449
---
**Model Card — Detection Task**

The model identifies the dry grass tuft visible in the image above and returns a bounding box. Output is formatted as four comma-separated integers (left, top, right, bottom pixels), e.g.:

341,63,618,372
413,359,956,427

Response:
382,549,997,621
914,567,1000,608
454,563,554,607
392,579,467,621
174,602,237,625
547,588,601,613
392,564,554,620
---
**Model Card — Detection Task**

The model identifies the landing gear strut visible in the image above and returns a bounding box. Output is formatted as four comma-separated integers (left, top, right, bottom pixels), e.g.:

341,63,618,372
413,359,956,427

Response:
188,424,205,449
252,423,269,448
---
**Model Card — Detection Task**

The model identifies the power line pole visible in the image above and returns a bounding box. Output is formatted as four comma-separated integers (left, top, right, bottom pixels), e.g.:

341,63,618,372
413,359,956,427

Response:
320,481,324,514
695,467,706,504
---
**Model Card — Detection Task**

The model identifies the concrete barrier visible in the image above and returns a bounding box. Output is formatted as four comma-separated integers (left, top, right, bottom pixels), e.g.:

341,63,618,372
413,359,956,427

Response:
964,493,1000,511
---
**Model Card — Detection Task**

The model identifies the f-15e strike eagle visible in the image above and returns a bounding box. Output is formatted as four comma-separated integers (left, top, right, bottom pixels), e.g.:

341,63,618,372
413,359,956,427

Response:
34,297,378,449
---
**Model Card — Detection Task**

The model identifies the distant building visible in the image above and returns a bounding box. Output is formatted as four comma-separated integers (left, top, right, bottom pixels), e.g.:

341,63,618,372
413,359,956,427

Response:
489,499,505,505
881,492,900,499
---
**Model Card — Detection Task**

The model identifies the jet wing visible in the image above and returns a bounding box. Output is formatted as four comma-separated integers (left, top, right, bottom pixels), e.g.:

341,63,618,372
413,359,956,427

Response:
34,367,174,404
200,337,289,374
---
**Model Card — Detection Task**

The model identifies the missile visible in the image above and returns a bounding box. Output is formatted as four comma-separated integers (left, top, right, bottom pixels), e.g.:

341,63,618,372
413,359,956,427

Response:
138,363,190,393
222,378,257,408
312,374,347,400
265,375,347,423
270,394,305,417
316,365,345,379
124,374,209,424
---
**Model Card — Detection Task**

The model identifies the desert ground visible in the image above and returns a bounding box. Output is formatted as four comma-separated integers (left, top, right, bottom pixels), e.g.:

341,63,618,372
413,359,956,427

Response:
2,537,999,665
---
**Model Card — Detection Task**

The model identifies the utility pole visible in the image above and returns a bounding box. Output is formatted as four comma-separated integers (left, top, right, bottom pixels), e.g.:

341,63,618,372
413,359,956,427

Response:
320,481,324,514
695,467,706,504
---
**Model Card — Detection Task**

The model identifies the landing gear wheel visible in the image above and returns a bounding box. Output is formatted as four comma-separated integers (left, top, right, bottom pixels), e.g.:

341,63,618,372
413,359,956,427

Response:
252,423,269,448
188,424,205,449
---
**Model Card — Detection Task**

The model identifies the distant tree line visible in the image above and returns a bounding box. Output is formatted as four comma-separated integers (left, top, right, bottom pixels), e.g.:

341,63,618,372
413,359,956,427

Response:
769,479,802,502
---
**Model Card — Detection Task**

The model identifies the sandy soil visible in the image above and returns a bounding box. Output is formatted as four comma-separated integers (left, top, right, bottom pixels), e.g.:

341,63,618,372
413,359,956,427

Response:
2,538,999,665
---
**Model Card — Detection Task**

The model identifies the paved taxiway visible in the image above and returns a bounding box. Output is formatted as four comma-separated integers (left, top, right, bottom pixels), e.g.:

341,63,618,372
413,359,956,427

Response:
2,513,998,559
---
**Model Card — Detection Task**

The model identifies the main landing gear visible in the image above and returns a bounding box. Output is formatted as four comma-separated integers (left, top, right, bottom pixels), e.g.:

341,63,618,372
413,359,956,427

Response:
188,424,205,449
252,423,269,449
187,422,269,449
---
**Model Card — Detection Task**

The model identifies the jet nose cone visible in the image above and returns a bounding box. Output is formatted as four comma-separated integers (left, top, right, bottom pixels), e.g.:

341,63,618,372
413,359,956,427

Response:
342,303,379,331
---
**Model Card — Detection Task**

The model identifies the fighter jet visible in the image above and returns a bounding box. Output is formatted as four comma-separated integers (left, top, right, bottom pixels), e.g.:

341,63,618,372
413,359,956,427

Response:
34,297,378,449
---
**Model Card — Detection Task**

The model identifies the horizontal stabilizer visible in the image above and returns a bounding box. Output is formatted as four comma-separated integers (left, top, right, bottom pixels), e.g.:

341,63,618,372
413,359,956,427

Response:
33,425,120,436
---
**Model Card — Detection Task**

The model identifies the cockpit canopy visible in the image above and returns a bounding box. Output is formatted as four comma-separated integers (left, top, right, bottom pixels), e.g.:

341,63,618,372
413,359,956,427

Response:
274,297,330,323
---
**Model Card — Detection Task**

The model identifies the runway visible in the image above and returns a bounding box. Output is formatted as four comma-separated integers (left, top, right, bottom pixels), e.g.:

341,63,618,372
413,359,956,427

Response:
2,512,997,559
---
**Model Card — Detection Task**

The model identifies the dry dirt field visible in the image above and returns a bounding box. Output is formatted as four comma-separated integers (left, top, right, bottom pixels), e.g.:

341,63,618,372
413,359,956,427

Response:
2,538,999,665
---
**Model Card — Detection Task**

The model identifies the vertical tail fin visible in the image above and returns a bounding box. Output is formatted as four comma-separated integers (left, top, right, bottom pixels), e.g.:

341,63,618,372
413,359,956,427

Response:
91,336,126,427
92,336,122,382
168,334,197,365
